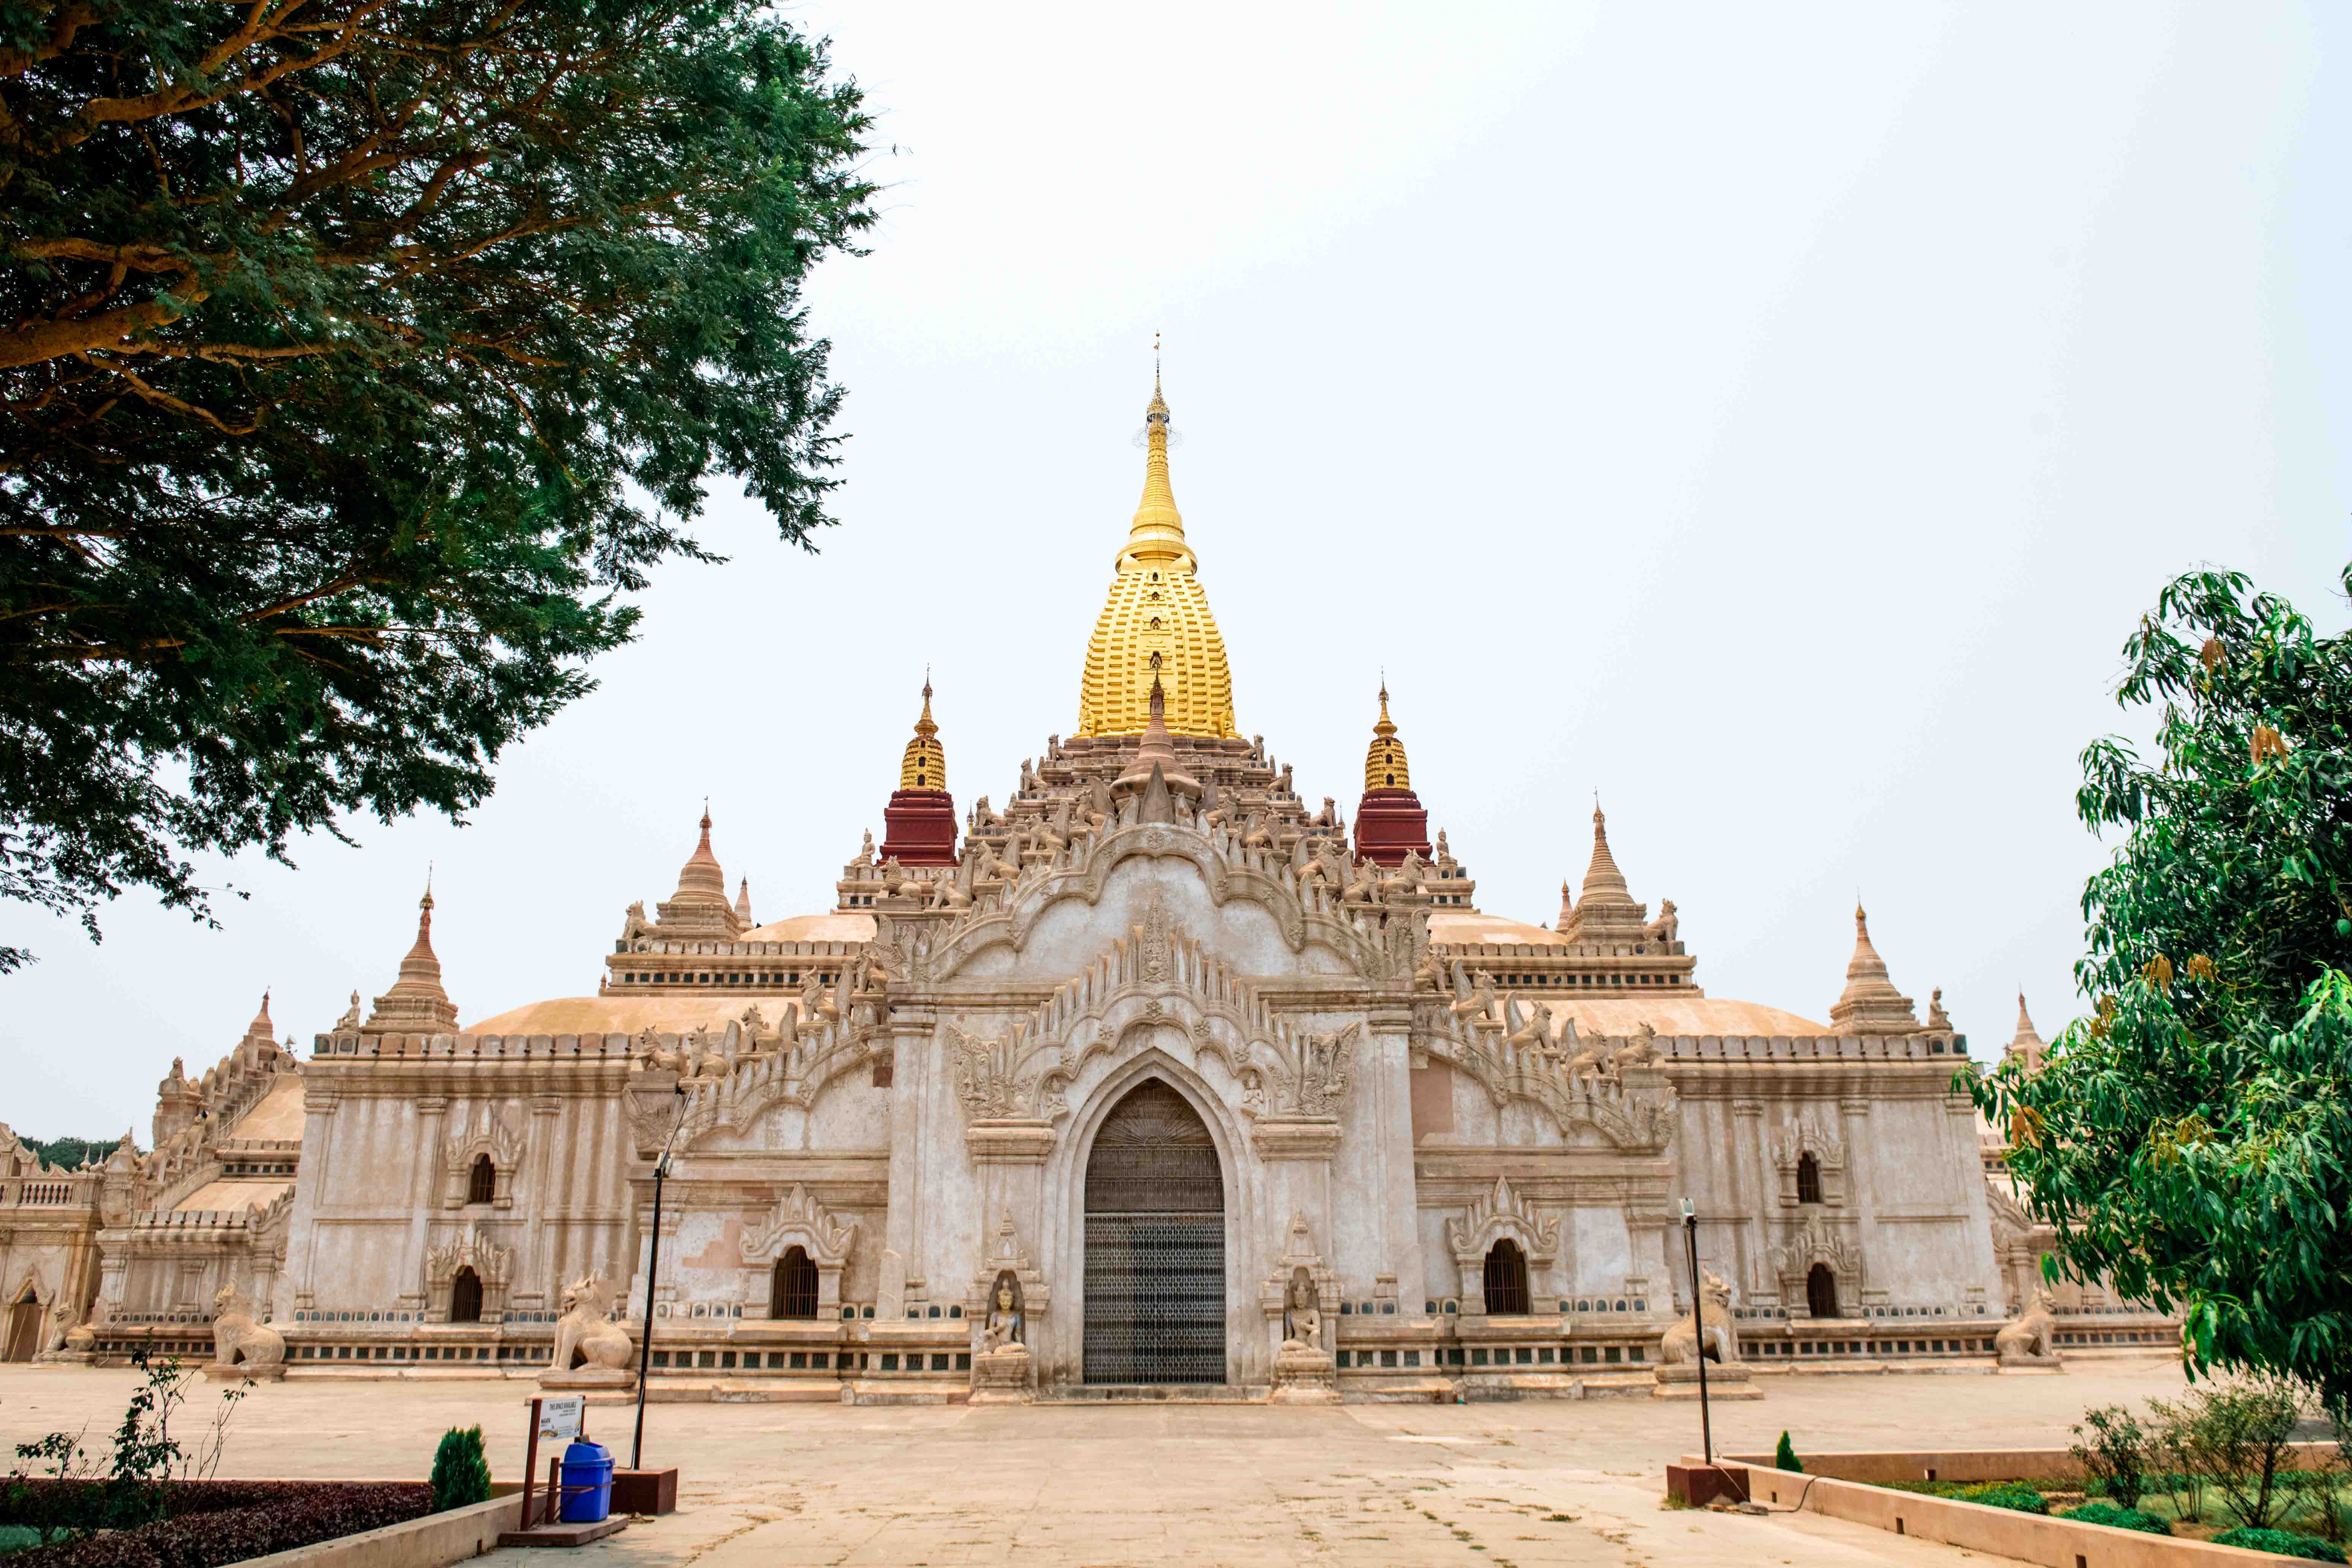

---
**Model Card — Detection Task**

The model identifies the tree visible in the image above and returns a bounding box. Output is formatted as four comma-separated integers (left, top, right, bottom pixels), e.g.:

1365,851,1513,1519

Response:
0,0,876,971
1970,561,2352,1415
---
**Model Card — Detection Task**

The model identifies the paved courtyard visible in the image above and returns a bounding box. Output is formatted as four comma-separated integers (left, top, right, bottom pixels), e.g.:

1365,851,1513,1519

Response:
0,1356,2196,1566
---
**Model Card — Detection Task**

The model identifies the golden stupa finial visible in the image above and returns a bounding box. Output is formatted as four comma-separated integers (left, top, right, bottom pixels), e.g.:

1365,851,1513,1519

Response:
1075,352,1237,740
1123,350,1185,567
901,673,946,791
1364,680,1411,792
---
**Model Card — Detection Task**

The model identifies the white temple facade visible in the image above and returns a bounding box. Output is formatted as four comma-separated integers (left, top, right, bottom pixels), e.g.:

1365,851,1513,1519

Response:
0,378,2179,1394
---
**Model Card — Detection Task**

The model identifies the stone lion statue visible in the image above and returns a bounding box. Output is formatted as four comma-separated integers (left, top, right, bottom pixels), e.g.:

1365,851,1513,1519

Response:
207,1285,285,1378
1995,1288,2060,1363
1660,1269,1739,1365
551,1273,633,1374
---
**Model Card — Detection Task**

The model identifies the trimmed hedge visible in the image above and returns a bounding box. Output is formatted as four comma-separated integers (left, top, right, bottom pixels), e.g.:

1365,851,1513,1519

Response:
0,1482,433,1568
2060,1500,2170,1534
2210,1528,2346,1563
1954,1481,2049,1515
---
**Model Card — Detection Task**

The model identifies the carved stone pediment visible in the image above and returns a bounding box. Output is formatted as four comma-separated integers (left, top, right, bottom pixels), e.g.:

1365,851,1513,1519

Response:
1446,1175,1560,1267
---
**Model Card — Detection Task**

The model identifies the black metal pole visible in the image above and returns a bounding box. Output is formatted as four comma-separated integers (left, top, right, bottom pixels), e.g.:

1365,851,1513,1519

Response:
631,1087,686,1473
630,1155,664,1472
1683,1206,1713,1464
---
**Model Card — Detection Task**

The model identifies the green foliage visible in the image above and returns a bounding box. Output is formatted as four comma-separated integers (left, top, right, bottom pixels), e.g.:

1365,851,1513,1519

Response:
1956,1481,2049,1514
2213,1527,2346,1562
1774,1430,1802,1473
2060,1500,2170,1534
427,1427,490,1512
2071,1404,2151,1511
0,0,877,972
0,1523,41,1553
1968,562,2352,1413
2148,1394,2213,1522
2165,1380,2306,1532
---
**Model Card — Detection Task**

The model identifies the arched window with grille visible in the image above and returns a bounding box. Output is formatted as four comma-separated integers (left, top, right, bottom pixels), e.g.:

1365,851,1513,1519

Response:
449,1266,484,1323
1796,1152,1822,1205
466,1155,496,1205
1483,1239,1531,1316
1805,1263,1838,1321
771,1246,818,1320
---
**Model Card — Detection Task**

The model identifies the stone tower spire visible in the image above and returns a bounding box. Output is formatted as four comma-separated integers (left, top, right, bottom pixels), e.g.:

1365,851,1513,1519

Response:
2004,992,2047,1073
652,807,746,937
1560,801,1646,941
362,877,460,1033
1115,670,1201,798
1075,366,1238,738
243,990,274,1045
1354,681,1431,866
880,677,960,866
735,877,754,926
1828,903,1920,1034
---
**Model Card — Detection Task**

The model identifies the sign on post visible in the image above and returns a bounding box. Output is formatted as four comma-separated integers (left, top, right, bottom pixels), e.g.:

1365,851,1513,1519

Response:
537,1394,585,1443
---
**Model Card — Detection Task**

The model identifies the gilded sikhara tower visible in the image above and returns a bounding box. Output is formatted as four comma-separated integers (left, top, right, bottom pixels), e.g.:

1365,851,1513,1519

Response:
1073,375,1237,738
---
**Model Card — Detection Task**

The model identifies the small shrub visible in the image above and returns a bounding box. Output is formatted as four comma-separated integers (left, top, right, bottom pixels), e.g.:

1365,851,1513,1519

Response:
1958,1481,2049,1515
428,1427,491,1511
2211,1527,2346,1562
2061,1500,2169,1534
1774,1432,1802,1474
2070,1404,2150,1511
2177,1380,2305,1532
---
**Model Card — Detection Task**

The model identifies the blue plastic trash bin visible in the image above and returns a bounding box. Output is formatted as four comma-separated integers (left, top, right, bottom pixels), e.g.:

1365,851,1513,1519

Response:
558,1440,615,1524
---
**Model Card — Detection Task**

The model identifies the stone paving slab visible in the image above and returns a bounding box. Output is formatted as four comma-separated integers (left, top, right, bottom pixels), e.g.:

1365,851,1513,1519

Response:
0,1355,2193,1565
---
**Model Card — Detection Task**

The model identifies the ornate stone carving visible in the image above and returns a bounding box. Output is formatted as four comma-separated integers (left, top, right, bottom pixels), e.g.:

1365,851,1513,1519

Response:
1446,1174,1560,1311
442,1105,524,1208
948,1024,1031,1121
744,1184,857,1268
205,1285,286,1381
542,1273,635,1389
424,1226,514,1323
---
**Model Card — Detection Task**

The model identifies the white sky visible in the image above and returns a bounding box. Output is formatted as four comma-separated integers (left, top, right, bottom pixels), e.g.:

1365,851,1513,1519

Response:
4,2,2347,1140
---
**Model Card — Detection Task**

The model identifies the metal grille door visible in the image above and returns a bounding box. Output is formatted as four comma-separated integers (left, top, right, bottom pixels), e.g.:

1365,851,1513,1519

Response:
1083,1080,1226,1384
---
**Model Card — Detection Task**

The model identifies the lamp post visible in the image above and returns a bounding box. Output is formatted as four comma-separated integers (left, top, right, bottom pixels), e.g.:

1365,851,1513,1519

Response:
630,1086,688,1472
1681,1198,1713,1465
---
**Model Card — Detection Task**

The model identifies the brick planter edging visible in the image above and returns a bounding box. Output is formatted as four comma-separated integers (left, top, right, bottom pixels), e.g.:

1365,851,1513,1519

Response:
1712,1461,2313,1567
238,1491,527,1568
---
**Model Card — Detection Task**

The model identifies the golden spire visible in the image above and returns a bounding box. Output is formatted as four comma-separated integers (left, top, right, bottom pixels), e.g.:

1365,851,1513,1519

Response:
1364,681,1412,792
1119,362,1191,572
1075,360,1238,738
899,676,947,791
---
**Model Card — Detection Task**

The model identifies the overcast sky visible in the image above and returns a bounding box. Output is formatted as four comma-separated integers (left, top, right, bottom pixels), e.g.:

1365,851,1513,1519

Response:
5,2,2347,1140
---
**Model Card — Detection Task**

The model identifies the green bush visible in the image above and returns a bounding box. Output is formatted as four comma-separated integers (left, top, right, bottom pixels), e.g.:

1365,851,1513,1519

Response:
2062,1500,2169,1534
2071,1405,2151,1512
427,1429,490,1513
1774,1432,1802,1474
1957,1482,2049,1515
2211,1527,2346,1562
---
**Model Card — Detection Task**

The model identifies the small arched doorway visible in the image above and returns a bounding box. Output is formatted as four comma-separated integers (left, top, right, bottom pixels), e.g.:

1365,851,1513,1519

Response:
449,1266,484,1324
1796,1152,1822,1204
771,1247,818,1319
466,1155,496,1204
1806,1263,1839,1321
1083,1078,1225,1384
2,1290,41,1362
1483,1239,1532,1315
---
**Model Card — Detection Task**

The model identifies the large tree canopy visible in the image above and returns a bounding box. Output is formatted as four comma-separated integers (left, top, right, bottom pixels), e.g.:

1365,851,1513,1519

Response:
1972,561,2352,1414
0,0,875,969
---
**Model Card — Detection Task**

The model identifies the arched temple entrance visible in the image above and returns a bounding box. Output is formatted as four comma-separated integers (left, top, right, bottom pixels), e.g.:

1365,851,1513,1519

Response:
1083,1079,1226,1384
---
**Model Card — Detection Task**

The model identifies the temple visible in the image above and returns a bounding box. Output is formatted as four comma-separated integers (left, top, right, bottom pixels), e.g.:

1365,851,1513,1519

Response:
0,374,2175,1392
